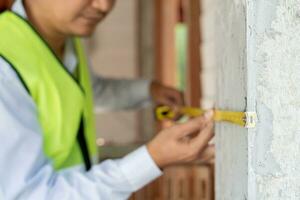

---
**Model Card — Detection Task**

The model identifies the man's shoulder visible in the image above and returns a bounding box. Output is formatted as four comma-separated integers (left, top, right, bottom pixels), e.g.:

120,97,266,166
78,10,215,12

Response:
0,56,34,108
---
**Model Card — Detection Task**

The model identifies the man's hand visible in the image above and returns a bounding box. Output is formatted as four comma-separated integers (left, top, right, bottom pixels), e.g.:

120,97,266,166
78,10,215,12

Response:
150,81,184,108
147,110,214,168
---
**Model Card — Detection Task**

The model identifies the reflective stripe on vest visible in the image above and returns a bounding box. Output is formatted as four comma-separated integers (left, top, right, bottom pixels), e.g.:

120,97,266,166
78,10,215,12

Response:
0,11,97,170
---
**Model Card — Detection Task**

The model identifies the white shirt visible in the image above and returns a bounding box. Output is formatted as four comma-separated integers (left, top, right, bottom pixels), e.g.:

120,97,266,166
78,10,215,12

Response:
0,1,162,199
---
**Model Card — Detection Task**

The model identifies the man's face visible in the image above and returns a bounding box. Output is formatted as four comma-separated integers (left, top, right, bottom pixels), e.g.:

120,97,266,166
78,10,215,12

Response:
35,0,116,36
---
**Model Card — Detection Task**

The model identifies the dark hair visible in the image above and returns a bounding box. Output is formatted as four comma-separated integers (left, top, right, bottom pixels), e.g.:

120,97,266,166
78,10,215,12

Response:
0,0,13,13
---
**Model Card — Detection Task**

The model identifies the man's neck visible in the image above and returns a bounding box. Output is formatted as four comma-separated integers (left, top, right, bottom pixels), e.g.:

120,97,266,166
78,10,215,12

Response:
23,0,66,60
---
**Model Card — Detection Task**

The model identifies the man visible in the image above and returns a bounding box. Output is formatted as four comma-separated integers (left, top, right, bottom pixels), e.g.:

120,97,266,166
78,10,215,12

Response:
0,0,214,199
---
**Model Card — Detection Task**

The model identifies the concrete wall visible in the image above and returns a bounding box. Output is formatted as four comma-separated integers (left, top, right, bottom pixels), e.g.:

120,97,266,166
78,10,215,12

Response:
214,0,300,199
214,0,248,199
252,0,300,199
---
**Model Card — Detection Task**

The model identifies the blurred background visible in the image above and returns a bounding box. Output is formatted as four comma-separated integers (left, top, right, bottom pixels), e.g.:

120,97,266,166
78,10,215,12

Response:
85,0,217,199
0,0,217,199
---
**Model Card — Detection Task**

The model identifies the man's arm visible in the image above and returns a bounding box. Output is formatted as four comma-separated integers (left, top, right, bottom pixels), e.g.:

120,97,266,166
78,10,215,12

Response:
0,58,161,200
1,59,214,200
91,73,186,112
92,73,152,112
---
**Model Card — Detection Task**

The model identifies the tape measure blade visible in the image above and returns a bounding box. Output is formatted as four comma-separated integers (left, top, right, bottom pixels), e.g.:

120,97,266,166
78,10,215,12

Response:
214,110,246,127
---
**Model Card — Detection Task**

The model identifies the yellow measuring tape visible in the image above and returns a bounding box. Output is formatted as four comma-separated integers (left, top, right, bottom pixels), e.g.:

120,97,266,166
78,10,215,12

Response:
156,106,257,128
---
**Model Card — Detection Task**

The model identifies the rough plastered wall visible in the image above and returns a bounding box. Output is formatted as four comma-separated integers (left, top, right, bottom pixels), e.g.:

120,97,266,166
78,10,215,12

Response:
252,0,300,199
215,0,300,199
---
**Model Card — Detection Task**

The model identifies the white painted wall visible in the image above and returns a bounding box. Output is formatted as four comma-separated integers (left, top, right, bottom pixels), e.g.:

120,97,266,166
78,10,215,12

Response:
214,0,300,199
200,0,217,109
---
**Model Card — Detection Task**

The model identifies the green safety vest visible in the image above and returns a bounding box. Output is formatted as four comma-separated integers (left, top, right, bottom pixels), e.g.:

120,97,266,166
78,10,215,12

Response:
0,11,97,171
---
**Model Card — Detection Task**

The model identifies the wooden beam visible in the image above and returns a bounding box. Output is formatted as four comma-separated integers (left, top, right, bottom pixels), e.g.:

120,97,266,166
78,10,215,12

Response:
154,0,178,87
185,0,201,107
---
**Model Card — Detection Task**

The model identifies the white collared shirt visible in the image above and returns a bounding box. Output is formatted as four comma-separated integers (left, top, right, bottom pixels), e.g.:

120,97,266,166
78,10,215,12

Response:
0,1,162,199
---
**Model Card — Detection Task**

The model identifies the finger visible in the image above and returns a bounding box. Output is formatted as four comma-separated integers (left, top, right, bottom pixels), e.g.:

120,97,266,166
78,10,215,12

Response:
198,144,215,162
166,89,184,106
207,158,215,165
157,97,176,108
190,121,214,152
173,110,214,138
172,106,183,120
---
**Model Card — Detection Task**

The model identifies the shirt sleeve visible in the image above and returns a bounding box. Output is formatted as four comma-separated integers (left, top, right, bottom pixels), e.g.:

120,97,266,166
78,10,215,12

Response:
91,72,153,112
0,58,162,200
